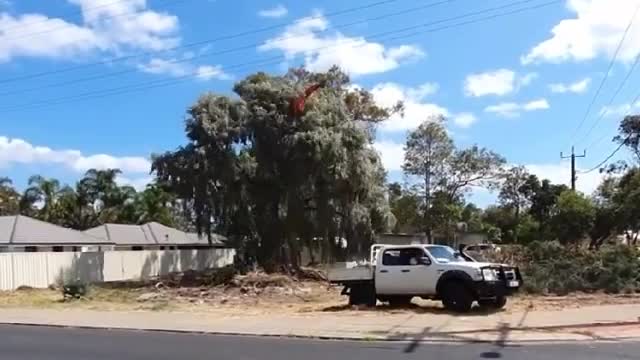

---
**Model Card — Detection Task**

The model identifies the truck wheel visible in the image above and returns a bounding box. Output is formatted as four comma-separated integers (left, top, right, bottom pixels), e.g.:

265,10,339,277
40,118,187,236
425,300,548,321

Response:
479,296,507,310
441,282,473,313
387,296,412,307
348,284,376,307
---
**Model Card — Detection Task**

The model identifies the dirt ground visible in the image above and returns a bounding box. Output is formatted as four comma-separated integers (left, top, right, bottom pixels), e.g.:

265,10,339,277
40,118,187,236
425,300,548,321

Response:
1,271,639,316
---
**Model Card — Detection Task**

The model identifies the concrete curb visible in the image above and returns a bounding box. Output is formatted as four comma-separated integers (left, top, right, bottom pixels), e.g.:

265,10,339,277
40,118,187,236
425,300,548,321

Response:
1,320,639,344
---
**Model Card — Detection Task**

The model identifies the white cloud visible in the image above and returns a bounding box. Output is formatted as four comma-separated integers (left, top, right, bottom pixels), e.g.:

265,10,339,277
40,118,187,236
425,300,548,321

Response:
137,57,229,81
373,140,405,171
116,175,153,191
0,0,179,63
485,98,550,118
599,100,640,118
195,65,230,81
525,162,606,195
452,113,477,128
519,72,539,87
258,4,288,18
371,82,448,132
406,82,439,101
0,136,151,174
138,58,189,77
464,69,537,97
371,82,478,131
549,77,591,93
523,99,550,110
522,0,640,64
259,12,424,77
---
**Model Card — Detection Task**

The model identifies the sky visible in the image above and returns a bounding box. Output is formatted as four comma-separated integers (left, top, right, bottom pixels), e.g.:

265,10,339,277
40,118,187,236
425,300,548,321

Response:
1,0,639,207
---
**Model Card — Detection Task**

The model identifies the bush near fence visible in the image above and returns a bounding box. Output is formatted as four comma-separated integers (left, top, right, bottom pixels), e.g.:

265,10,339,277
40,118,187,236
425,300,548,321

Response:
484,242,640,295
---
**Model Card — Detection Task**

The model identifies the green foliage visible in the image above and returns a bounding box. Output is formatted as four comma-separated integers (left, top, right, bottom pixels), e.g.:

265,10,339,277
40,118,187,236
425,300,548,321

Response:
615,115,640,163
0,177,19,216
62,282,89,300
492,242,640,295
153,67,398,270
549,190,595,245
388,183,421,233
1,169,187,231
208,266,237,286
499,166,530,217
402,118,505,241
461,204,484,233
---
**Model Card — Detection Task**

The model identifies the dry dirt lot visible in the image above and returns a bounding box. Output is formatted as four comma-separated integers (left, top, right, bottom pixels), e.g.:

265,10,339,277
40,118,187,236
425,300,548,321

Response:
1,271,639,316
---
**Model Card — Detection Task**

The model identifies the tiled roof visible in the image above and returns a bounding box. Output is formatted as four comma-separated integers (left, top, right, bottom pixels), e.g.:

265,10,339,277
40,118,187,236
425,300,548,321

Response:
0,215,112,245
84,222,226,246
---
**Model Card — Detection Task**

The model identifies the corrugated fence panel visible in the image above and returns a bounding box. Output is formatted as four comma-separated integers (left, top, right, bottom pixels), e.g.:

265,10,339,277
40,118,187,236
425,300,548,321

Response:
11,253,50,289
45,253,77,286
0,254,14,291
119,252,147,280
0,249,235,290
103,252,124,282
141,250,161,278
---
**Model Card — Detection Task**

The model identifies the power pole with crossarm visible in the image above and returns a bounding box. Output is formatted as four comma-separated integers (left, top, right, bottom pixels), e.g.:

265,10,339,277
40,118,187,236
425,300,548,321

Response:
561,146,586,191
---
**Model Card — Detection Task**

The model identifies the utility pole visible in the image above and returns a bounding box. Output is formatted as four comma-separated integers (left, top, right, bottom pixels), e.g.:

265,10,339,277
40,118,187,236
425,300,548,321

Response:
561,146,586,191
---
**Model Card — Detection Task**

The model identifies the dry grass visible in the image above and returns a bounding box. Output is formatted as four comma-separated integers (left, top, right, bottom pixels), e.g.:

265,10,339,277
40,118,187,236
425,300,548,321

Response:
2,272,640,316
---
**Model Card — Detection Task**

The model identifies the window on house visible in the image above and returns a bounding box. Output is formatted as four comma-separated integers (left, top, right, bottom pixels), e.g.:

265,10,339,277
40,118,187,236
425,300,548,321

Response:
132,246,143,251
52,246,64,252
24,246,38,252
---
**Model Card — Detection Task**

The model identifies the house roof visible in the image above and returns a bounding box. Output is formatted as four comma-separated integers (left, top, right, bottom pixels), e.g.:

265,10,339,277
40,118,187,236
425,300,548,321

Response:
84,222,226,246
0,215,113,246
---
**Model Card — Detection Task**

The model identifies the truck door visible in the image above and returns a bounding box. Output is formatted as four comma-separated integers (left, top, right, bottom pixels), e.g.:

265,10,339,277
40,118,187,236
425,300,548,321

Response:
376,247,433,295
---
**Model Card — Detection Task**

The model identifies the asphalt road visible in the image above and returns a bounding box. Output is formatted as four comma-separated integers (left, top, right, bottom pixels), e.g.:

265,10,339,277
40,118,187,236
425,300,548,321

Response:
0,324,639,360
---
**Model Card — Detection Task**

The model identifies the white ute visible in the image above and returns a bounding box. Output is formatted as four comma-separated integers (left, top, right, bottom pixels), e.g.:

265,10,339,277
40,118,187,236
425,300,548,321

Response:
328,244,522,312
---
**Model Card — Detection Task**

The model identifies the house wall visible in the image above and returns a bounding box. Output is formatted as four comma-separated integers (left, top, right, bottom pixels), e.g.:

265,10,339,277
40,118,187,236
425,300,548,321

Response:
0,248,235,291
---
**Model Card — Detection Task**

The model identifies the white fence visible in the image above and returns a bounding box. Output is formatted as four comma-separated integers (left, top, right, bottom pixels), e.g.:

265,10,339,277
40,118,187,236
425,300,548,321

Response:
0,249,236,291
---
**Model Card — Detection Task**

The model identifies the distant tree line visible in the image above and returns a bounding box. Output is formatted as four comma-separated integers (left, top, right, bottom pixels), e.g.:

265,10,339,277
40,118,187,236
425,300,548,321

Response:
0,169,188,231
390,114,640,250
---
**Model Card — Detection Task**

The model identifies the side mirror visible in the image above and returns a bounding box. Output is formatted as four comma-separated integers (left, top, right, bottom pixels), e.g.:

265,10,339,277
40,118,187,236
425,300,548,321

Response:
420,257,431,266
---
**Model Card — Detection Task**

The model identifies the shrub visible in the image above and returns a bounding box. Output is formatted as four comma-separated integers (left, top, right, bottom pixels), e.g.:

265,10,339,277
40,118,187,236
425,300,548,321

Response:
487,242,640,295
62,282,89,300
208,266,237,286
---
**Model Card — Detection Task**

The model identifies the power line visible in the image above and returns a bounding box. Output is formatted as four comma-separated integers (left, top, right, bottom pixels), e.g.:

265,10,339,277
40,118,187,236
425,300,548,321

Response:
578,140,626,174
0,0,405,85
0,0,457,98
586,84,640,150
568,2,640,146
576,50,640,147
0,0,190,43
578,89,640,174
0,0,561,113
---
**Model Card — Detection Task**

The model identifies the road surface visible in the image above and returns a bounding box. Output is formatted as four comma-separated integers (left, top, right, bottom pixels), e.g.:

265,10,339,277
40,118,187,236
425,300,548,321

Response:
0,324,638,359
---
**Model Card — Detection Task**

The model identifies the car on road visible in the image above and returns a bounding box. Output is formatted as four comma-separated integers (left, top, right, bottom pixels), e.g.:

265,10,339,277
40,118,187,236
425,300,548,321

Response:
328,244,522,312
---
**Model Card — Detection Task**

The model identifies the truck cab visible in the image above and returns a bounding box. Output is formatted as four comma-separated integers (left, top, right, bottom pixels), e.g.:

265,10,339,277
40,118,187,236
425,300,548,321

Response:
328,244,522,312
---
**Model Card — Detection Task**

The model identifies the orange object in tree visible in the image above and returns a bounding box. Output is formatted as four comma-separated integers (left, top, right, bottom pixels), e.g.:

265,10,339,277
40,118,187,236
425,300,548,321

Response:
289,83,323,117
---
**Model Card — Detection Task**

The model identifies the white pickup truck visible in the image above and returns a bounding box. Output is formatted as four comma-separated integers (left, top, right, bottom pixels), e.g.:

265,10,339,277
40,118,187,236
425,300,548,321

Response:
328,244,522,312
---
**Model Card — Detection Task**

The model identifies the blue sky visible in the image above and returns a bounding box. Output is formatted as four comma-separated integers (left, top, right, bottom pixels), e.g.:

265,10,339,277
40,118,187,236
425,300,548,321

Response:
1,0,639,206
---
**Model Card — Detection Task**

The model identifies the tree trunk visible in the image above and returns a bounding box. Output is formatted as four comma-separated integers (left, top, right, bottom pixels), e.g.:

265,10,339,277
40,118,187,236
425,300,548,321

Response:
424,152,433,244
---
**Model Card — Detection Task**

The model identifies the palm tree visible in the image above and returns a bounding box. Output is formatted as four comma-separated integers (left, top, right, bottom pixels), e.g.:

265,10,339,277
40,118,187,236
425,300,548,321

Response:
23,175,62,222
78,169,122,206
0,177,20,216
135,184,175,226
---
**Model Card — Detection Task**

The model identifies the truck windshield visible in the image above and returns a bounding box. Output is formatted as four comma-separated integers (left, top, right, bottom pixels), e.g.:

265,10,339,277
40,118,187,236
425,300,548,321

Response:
425,246,465,263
